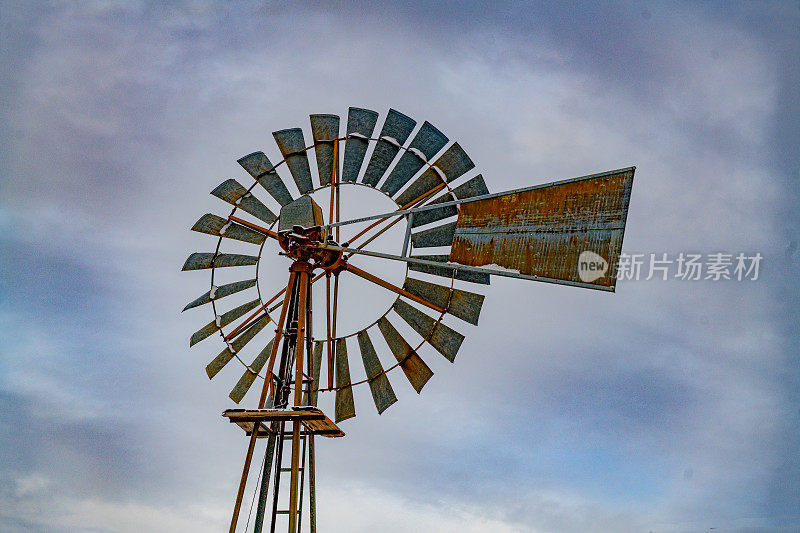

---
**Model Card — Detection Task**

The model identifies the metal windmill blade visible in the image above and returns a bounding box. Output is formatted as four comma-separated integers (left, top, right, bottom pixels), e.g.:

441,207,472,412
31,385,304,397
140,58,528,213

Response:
341,107,379,183
180,105,635,533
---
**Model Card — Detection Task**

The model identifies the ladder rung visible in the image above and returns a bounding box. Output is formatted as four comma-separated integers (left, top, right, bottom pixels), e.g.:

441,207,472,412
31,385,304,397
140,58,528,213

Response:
276,510,290,515
279,467,303,472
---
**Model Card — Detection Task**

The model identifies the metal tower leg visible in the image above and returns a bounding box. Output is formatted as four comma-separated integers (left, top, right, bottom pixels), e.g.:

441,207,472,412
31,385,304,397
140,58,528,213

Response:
253,422,278,533
230,262,323,533
308,434,316,533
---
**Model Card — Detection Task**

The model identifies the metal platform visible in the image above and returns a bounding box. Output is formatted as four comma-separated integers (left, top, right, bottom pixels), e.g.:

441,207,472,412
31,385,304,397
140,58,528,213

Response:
223,406,345,438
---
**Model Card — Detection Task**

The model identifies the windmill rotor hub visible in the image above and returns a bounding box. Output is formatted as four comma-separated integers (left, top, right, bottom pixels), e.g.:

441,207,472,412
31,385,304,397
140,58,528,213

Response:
278,227,345,270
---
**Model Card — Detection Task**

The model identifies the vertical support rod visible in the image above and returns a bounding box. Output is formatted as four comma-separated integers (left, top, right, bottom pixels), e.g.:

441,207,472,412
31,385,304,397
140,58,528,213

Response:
298,430,308,527
326,273,333,391
327,139,340,392
401,212,413,257
330,273,339,388
288,269,309,532
253,422,278,533
305,275,318,532
308,434,317,533
334,138,340,242
270,421,286,533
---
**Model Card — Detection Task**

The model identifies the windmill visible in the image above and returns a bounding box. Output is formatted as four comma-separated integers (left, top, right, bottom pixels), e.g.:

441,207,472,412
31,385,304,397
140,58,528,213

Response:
181,107,634,532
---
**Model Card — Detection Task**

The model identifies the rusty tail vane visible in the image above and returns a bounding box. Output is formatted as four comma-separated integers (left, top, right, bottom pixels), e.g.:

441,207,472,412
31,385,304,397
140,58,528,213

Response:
449,167,635,290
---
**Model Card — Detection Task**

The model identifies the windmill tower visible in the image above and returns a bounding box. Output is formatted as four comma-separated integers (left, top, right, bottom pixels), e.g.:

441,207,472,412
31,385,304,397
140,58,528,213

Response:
182,107,634,532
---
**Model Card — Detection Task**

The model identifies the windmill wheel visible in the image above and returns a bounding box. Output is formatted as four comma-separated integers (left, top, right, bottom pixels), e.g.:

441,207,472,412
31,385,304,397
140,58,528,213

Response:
182,108,491,422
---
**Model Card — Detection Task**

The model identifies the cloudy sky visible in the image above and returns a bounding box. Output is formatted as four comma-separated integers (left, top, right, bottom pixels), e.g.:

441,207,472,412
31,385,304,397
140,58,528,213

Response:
1,1,799,532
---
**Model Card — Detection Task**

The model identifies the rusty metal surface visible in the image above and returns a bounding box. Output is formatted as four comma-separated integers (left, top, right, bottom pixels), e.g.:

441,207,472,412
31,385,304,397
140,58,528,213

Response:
361,109,416,187
229,339,274,403
191,213,266,245
182,252,259,271
334,338,355,422
403,278,484,325
341,107,378,182
395,143,474,206
211,179,277,224
190,298,261,346
392,300,464,362
376,317,433,393
310,114,340,187
380,122,448,196
273,128,314,194
411,221,457,248
409,192,458,228
183,278,257,311
237,151,294,206
356,330,397,414
407,254,490,285
450,168,634,289
451,174,489,199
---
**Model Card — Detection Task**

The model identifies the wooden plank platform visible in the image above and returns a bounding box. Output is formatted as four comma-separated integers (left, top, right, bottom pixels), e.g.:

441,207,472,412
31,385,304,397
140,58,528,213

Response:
223,407,345,438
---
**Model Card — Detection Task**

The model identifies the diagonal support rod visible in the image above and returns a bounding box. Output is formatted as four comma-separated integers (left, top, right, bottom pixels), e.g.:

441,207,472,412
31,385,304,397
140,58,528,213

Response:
344,263,444,314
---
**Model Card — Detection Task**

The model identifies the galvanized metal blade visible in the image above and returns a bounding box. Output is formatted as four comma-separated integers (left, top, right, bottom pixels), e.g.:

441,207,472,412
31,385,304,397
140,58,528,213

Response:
411,221,457,248
303,341,324,407
392,300,464,362
273,128,314,194
206,348,235,380
361,109,416,187
451,174,489,200
334,338,356,422
182,252,259,271
376,317,433,393
410,193,458,228
356,330,397,414
380,122,448,197
230,314,269,353
191,213,266,245
449,168,635,290
206,315,269,379
341,107,379,183
190,298,261,346
183,278,257,311
395,143,474,206
310,114,340,187
211,179,277,224
229,339,274,403
237,151,294,206
407,254,490,285
402,278,484,325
